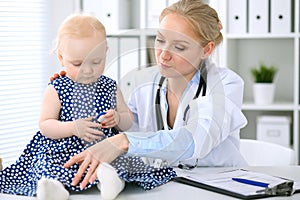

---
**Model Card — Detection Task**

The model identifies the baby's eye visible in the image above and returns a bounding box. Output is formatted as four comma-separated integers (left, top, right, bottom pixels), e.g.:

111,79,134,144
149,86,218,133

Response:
73,63,82,67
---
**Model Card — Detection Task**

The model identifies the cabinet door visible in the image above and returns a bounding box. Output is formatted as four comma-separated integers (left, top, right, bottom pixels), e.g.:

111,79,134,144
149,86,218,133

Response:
119,37,140,80
146,0,167,28
82,0,130,33
105,37,118,81
83,0,118,33
270,0,292,34
227,0,247,34
248,0,269,33
104,36,140,82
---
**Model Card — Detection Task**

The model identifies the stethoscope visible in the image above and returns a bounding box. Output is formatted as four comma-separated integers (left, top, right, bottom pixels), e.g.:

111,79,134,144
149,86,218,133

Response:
155,67,207,130
154,64,207,170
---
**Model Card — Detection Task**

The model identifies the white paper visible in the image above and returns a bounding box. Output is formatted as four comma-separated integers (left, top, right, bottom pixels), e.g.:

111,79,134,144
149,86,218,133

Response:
293,181,300,192
181,169,289,196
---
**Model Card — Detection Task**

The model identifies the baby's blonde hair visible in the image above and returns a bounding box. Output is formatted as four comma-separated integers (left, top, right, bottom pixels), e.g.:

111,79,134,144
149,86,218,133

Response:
53,13,106,53
160,0,223,47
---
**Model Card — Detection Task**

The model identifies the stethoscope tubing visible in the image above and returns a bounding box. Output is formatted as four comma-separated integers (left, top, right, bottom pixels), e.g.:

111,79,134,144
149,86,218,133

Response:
155,68,207,130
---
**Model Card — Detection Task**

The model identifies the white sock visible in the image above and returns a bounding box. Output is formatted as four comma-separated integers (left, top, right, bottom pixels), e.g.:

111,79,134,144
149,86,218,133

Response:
97,162,125,200
37,177,69,200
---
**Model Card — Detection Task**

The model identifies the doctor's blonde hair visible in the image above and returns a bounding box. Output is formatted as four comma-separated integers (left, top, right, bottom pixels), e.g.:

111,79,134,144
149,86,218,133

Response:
160,0,223,48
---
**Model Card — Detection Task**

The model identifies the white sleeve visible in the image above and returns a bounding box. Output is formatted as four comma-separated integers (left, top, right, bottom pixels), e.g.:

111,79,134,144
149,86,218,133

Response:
187,69,248,158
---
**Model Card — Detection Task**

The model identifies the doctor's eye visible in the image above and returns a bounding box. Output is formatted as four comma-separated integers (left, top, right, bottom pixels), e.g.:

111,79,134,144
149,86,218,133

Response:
92,60,102,65
174,45,185,51
155,37,165,44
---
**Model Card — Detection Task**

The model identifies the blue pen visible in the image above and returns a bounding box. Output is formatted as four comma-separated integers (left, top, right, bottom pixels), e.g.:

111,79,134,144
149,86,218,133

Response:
232,178,269,188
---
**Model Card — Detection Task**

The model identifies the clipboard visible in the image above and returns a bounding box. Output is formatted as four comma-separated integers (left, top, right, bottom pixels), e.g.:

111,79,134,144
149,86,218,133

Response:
173,169,294,199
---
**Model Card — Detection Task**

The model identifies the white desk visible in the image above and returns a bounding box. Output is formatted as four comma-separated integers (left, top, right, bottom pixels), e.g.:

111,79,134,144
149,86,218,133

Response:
1,166,300,200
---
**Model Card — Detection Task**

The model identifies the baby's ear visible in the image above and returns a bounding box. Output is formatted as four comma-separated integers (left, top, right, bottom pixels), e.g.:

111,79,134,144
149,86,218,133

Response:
0,157,3,170
57,50,64,66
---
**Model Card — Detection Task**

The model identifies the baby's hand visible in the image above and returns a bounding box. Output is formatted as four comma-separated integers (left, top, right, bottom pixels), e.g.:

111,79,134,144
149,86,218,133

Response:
50,70,66,81
73,117,104,142
100,110,120,128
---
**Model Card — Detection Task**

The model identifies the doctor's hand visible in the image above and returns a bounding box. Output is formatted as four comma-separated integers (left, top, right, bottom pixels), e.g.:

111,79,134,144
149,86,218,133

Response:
49,70,66,81
64,134,129,189
73,117,104,142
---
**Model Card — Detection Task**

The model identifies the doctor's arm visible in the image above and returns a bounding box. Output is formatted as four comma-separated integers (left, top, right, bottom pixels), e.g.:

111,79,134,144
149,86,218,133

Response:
126,71,247,161
64,133,129,189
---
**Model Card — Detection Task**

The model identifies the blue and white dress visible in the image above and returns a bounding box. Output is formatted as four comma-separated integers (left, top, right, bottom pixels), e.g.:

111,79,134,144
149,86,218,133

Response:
0,75,176,196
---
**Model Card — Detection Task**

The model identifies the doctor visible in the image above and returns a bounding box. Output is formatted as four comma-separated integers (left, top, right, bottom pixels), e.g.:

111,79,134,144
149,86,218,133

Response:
64,0,248,188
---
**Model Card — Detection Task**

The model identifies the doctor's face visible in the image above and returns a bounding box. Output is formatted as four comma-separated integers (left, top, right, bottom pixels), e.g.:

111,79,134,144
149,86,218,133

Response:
58,33,107,84
155,13,205,80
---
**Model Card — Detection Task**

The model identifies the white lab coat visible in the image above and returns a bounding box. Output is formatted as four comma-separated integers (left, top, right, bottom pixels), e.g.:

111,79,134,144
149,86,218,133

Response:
122,61,248,167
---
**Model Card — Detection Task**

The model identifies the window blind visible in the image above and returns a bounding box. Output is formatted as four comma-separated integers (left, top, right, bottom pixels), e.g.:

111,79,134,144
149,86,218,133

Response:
0,0,50,168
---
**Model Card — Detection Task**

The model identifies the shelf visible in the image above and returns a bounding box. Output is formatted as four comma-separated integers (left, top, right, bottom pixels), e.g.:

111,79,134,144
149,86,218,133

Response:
106,28,158,37
242,102,296,111
226,33,297,39
219,0,299,163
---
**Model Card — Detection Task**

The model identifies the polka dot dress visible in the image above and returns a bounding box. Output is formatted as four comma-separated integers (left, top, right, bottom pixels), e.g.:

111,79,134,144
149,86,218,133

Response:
0,75,176,196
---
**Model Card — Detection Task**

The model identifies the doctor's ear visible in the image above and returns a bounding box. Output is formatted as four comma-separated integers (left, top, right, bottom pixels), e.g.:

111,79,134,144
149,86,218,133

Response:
202,41,215,59
106,46,109,56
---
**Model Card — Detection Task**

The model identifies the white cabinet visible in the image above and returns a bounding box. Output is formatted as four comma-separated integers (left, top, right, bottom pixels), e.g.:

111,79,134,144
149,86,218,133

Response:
104,35,141,82
82,0,130,33
227,0,247,34
270,0,292,34
248,0,269,34
215,0,299,163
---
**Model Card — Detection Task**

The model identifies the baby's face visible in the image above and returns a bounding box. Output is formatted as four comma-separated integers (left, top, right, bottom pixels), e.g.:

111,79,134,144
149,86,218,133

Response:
59,33,107,84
